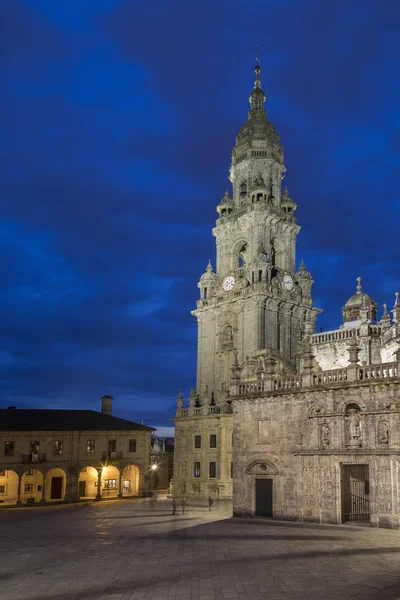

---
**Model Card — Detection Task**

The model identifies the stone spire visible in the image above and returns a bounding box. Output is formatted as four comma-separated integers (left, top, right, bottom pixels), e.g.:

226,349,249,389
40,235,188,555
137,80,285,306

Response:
392,292,400,323
249,62,266,116
356,276,362,294
380,303,391,330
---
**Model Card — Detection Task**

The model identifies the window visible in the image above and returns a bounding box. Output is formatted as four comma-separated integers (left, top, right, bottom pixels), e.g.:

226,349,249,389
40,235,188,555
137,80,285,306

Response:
104,479,117,489
24,484,34,493
30,441,40,453
26,469,34,476
0,485,5,494
194,462,201,478
0,471,5,477
231,462,233,479
4,441,14,456
194,435,201,449
210,434,217,448
54,440,63,455
86,439,95,454
37,485,43,492
129,439,137,453
209,462,216,478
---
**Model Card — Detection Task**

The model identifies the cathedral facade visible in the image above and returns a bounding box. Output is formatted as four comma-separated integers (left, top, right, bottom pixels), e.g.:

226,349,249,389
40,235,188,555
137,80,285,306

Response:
173,63,400,528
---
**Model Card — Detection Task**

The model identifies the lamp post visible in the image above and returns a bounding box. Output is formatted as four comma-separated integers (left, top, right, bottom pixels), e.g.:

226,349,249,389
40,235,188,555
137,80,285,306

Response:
150,464,158,493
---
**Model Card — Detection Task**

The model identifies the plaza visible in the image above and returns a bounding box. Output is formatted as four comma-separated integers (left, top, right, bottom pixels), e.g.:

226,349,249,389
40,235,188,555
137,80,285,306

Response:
1,499,400,600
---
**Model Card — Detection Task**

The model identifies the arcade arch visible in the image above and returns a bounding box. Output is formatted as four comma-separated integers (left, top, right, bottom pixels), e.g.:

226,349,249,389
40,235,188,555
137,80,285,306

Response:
122,464,140,496
0,469,19,505
21,469,43,504
78,466,98,499
46,468,67,502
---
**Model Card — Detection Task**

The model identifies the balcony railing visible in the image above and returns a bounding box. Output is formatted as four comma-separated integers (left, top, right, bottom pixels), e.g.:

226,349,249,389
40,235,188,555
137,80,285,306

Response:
22,453,46,464
101,451,123,461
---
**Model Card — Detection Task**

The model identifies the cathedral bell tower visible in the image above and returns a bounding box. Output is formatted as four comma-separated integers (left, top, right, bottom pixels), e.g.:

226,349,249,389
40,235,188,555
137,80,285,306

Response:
192,61,321,405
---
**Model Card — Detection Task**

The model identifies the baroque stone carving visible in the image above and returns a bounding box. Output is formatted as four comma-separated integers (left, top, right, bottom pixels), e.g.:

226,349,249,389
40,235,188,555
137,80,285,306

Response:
378,420,389,446
320,423,330,448
345,405,362,447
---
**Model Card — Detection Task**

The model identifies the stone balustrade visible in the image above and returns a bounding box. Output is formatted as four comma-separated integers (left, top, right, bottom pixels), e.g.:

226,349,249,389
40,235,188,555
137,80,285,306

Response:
310,329,357,344
310,324,382,346
233,360,400,398
176,361,400,417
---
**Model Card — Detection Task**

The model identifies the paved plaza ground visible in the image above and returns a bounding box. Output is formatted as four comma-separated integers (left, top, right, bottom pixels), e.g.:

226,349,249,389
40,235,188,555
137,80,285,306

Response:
1,499,400,600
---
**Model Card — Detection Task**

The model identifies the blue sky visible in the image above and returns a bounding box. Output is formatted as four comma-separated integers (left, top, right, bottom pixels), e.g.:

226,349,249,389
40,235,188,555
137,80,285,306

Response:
1,0,399,430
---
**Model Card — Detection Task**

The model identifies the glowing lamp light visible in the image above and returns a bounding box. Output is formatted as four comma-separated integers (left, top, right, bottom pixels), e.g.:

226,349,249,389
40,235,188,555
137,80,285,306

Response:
151,464,158,471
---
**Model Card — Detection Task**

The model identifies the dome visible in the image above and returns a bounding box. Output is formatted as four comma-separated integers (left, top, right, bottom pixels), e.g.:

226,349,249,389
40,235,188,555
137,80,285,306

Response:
342,277,377,324
216,190,233,216
198,260,218,284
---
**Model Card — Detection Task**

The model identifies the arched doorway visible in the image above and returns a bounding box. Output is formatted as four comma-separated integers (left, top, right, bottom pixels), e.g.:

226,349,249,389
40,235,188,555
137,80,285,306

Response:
45,468,67,502
101,465,120,498
0,469,19,505
78,466,98,499
245,458,278,518
122,464,140,496
21,469,44,504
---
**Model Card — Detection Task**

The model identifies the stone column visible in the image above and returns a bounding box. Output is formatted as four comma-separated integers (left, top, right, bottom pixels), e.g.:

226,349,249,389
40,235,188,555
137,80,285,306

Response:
95,469,102,501
347,334,361,382
118,470,123,498
40,473,47,504
256,298,265,350
16,474,22,505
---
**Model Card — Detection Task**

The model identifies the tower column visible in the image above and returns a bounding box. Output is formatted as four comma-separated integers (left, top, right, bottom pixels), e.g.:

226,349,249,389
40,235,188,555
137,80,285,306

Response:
256,298,265,350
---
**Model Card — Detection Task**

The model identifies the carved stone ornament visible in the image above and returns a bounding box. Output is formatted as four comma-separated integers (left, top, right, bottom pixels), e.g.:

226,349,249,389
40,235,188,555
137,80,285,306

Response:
345,408,362,447
320,423,330,448
253,174,265,188
378,420,389,446
245,459,278,475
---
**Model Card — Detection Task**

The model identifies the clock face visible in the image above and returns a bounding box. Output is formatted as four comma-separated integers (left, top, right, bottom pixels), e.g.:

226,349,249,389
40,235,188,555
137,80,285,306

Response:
223,275,235,291
282,275,294,291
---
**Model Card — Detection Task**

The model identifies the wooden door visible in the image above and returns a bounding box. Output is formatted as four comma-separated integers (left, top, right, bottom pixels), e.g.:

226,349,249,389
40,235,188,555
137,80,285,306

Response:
50,476,63,499
255,479,273,517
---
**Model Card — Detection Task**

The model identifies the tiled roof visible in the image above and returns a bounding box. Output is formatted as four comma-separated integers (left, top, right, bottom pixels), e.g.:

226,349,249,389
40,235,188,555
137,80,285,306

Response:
0,409,155,432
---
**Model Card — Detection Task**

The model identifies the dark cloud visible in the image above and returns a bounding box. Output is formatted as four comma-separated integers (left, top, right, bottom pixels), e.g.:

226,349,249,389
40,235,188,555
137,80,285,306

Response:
0,0,399,427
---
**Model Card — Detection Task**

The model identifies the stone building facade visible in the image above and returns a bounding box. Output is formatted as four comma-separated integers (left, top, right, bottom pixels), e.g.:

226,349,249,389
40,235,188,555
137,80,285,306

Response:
0,396,154,506
150,436,174,491
173,62,400,527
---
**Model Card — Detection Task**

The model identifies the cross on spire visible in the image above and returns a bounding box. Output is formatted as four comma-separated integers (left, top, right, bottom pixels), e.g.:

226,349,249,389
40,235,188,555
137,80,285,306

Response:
253,44,262,65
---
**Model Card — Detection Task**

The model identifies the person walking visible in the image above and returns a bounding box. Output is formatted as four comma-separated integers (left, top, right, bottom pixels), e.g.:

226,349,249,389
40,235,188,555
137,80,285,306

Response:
181,496,186,515
172,497,177,515
208,496,214,512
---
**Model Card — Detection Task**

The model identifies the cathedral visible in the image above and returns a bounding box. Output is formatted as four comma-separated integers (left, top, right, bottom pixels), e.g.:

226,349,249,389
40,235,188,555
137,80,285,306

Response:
173,62,400,528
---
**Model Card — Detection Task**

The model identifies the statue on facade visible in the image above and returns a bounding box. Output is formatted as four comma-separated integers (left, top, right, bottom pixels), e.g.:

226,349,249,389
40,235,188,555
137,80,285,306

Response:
378,420,389,445
320,423,330,448
152,437,162,454
346,409,362,446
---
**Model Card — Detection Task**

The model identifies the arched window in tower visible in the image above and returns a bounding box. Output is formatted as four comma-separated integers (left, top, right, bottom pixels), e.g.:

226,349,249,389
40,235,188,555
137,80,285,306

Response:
277,323,281,351
237,242,247,272
221,325,234,351
271,239,284,270
240,180,247,199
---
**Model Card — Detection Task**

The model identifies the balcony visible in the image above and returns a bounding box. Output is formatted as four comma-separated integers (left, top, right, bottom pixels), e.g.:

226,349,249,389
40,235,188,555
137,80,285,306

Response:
101,451,123,461
22,453,46,464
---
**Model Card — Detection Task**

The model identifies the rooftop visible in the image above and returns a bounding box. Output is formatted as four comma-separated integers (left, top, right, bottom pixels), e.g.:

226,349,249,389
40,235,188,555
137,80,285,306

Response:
0,409,155,432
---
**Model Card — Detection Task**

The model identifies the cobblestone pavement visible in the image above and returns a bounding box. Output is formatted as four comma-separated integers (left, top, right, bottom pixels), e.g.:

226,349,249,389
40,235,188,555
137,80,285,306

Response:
1,499,400,600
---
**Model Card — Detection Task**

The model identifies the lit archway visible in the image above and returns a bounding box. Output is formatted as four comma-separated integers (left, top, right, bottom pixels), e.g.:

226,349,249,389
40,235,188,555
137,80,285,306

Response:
21,469,44,504
0,469,19,505
45,468,67,502
78,466,98,499
122,464,140,496
101,465,120,498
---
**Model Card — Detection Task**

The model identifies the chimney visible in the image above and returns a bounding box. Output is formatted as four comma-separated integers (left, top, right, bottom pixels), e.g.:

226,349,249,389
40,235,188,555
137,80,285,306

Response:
101,395,113,416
